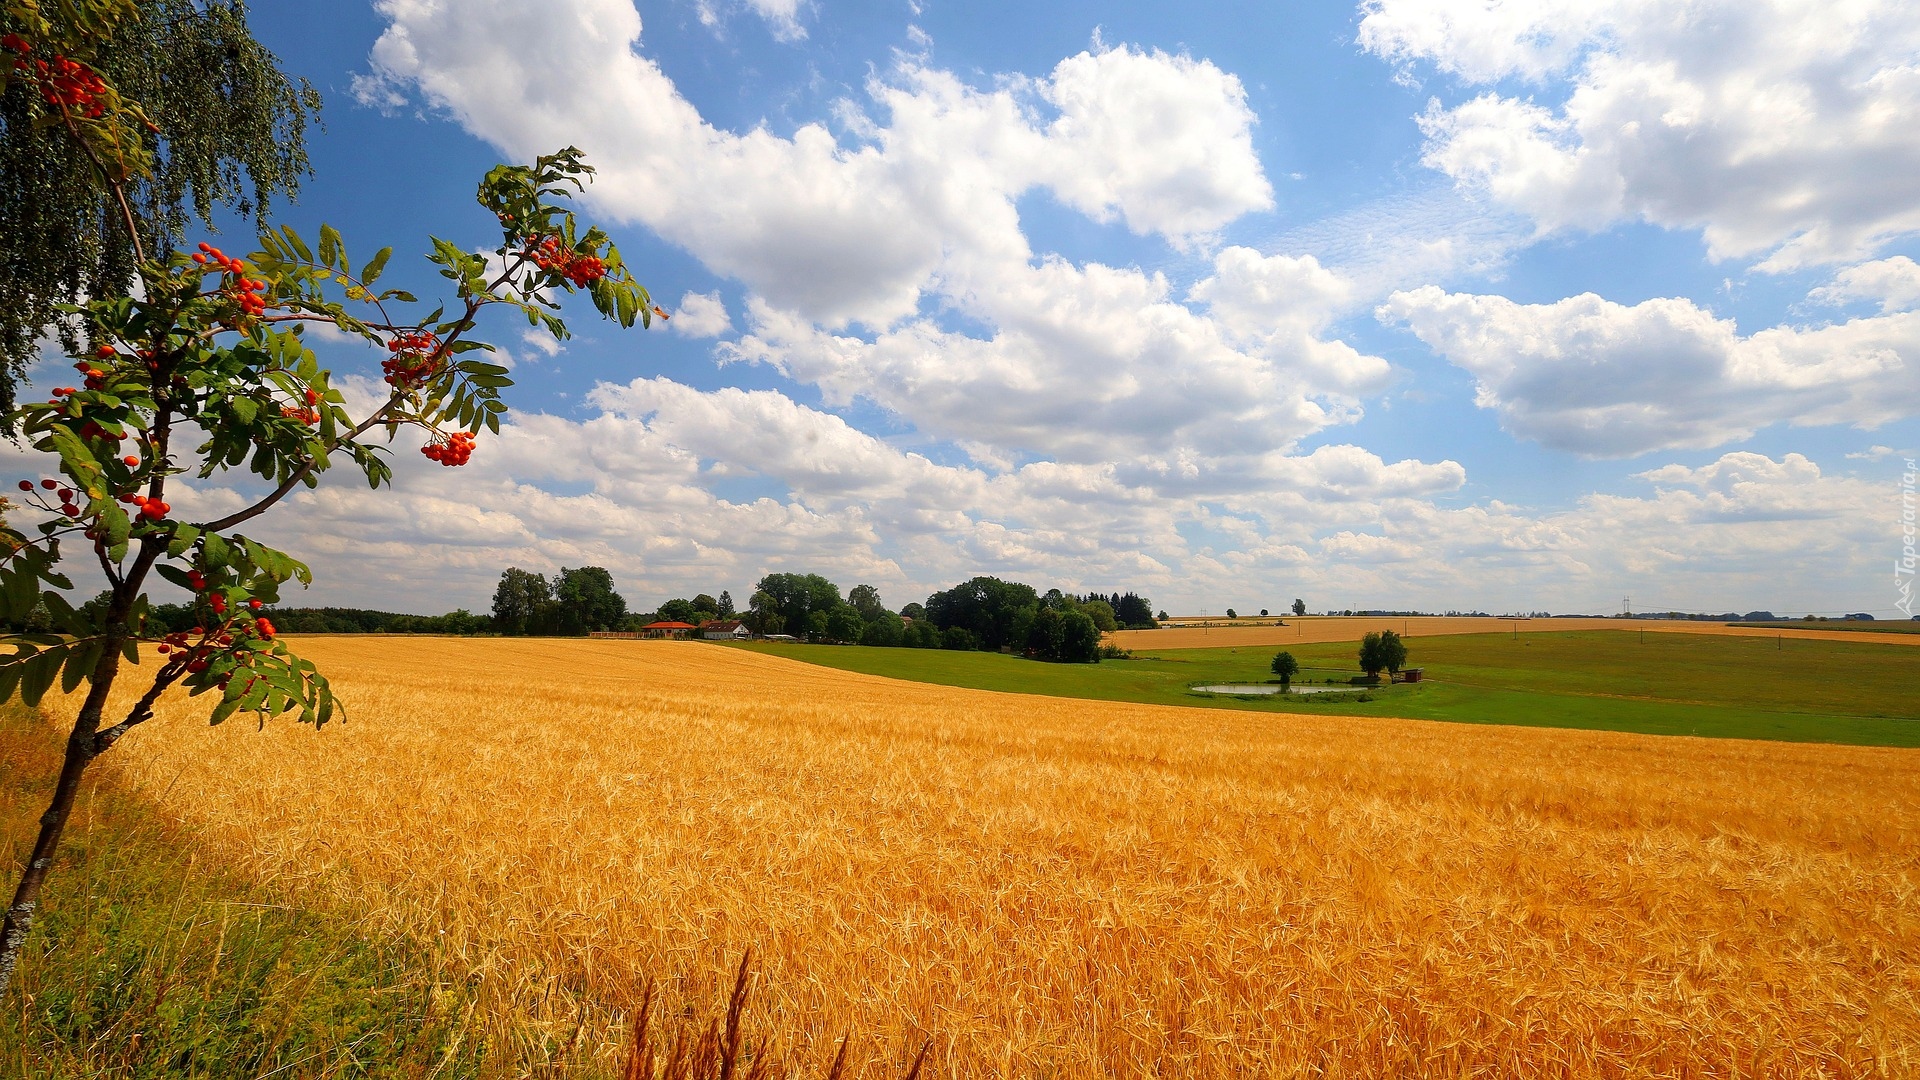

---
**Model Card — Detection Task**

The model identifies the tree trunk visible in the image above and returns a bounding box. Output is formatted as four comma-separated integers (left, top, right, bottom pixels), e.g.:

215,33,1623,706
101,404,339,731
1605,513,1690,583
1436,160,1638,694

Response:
0,645,120,997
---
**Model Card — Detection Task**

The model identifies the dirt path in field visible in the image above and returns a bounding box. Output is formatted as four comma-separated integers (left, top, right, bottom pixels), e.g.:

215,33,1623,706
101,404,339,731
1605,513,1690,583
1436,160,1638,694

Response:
1112,615,1920,649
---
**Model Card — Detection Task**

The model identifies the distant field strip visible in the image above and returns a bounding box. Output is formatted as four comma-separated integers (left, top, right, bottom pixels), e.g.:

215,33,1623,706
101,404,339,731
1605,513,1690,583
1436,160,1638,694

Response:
1117,615,1920,649
740,631,1920,746
66,639,1920,1077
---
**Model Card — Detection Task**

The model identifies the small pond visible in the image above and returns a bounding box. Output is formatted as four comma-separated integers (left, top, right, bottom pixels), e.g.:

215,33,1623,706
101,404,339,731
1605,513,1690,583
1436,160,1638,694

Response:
1192,683,1366,696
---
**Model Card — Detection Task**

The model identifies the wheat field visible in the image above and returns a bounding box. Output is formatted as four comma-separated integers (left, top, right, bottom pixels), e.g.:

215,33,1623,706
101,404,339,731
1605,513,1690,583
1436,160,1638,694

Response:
56,637,1920,1077
1116,615,1920,650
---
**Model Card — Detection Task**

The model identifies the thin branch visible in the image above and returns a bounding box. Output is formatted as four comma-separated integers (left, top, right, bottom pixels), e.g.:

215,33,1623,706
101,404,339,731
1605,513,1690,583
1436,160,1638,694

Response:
92,658,186,755
195,388,406,534
64,109,146,266
197,287,496,535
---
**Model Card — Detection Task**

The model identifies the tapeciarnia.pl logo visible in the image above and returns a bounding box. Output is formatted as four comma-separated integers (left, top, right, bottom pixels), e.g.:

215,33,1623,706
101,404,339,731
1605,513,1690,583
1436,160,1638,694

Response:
1899,458,1917,617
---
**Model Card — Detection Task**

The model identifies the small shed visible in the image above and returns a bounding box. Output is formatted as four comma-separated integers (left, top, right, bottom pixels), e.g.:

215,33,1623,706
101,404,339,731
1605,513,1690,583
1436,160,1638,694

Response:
1395,668,1424,683
640,621,698,639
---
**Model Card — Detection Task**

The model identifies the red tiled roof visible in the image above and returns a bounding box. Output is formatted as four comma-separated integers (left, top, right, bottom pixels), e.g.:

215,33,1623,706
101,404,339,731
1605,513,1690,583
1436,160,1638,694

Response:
642,621,698,629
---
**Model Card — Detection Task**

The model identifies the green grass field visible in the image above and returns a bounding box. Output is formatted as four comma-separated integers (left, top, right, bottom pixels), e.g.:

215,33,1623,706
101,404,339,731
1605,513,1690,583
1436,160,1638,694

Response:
728,630,1920,747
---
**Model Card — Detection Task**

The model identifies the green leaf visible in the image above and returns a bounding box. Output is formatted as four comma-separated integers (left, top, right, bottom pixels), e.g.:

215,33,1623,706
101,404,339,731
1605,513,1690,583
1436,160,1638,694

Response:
1,566,37,621
60,638,104,694
202,532,232,568
280,225,315,264
167,523,201,558
19,646,62,707
208,695,243,726
103,504,130,560
229,396,259,425
360,247,392,285
320,224,345,271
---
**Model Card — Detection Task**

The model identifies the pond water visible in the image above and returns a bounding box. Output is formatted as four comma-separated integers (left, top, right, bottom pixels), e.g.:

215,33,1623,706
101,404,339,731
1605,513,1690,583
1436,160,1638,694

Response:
1192,683,1364,696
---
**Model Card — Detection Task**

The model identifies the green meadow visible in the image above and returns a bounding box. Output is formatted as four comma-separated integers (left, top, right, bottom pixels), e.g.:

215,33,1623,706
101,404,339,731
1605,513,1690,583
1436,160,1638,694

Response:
730,630,1920,747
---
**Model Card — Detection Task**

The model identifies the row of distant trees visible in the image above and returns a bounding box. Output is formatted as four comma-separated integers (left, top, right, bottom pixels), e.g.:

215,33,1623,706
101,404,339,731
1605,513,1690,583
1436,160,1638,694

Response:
735,573,1156,663
90,564,1155,658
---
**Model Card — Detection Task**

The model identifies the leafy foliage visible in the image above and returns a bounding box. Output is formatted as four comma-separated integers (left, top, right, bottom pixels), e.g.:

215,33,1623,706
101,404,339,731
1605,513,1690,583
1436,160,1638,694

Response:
1358,630,1408,678
1270,650,1299,683
492,565,630,635
0,0,321,414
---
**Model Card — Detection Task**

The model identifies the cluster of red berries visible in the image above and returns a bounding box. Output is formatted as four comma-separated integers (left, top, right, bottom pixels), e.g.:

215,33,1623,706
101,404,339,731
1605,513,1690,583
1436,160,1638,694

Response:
117,490,171,520
192,243,269,317
156,628,224,672
155,609,274,676
72,359,109,390
281,387,322,424
527,236,606,286
19,477,83,518
77,420,122,445
2,37,110,119
382,331,442,388
421,431,475,466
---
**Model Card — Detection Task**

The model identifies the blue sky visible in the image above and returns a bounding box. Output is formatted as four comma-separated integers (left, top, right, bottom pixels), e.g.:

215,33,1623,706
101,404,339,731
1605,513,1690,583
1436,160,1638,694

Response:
125,0,1920,618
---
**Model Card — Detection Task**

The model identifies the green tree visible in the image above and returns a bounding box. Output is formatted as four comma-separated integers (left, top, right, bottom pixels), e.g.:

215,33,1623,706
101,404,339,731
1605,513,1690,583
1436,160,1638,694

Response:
553,566,626,634
847,583,886,622
690,592,718,616
0,12,655,992
1292,598,1306,616
1058,610,1101,663
1113,591,1155,628
859,612,904,647
1270,650,1298,685
1378,629,1408,675
0,1,322,415
491,567,553,636
0,123,652,992
655,597,698,624
825,605,865,644
752,572,842,636
743,589,783,636
1225,607,1236,619
1026,605,1065,660
1078,598,1118,633
1358,632,1385,679
899,601,925,621
715,589,734,617
924,576,1038,651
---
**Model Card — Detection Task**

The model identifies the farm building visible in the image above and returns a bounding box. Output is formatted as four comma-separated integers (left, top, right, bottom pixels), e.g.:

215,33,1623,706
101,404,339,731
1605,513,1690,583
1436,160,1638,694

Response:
638,621,698,639
700,619,750,640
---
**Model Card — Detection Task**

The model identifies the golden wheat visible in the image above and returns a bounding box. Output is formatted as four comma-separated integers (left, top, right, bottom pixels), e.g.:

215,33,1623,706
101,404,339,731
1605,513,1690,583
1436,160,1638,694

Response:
1116,615,1920,650
54,638,1920,1077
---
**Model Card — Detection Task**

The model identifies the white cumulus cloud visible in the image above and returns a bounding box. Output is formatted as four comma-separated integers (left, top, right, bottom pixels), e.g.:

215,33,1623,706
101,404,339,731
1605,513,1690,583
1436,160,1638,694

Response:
665,291,733,338
359,0,1270,327
1362,0,1920,269
1379,285,1920,457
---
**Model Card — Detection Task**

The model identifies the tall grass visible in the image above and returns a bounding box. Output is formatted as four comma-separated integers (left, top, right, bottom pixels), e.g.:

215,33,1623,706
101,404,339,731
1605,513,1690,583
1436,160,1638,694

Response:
0,707,486,1077
38,637,1920,1077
